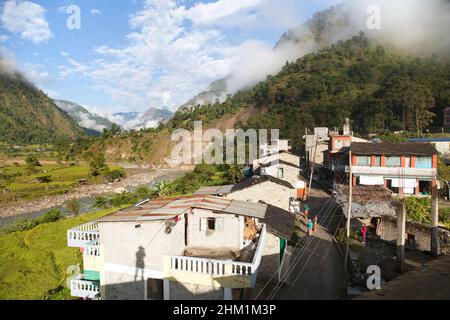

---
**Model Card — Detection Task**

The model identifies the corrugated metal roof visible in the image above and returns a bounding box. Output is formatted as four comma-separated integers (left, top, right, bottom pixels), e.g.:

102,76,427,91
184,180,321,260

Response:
351,142,437,156
98,195,296,239
193,184,235,196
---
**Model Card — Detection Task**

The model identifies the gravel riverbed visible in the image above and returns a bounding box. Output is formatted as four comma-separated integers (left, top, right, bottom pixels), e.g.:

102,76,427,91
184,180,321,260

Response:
0,168,187,219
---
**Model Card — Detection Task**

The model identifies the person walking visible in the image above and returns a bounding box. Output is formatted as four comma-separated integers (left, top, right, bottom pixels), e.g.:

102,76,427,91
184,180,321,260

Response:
361,225,368,245
303,204,310,224
313,216,318,232
307,219,314,236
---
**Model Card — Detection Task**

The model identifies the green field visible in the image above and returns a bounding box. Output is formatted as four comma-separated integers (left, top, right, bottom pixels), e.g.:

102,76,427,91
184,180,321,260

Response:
0,207,125,300
0,164,122,205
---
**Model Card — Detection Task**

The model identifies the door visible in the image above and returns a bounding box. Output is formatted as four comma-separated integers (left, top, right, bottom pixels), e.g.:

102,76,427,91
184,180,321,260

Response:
147,278,164,300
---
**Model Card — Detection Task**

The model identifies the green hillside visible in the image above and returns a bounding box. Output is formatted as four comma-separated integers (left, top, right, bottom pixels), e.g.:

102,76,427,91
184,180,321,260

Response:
0,69,85,144
168,33,450,152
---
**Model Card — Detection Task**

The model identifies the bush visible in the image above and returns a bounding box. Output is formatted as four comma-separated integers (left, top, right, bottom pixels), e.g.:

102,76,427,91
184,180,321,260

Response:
405,197,431,224
103,168,125,183
25,156,41,167
38,209,64,224
110,192,138,207
37,175,52,183
93,196,112,209
0,209,63,234
65,199,80,216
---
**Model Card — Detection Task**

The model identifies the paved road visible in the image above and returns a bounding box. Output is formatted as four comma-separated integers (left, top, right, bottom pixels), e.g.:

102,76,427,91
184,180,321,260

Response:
263,185,348,300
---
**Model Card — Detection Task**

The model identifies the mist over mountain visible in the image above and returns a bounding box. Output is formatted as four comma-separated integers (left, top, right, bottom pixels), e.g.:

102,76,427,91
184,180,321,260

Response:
177,0,450,112
54,100,118,135
110,107,173,131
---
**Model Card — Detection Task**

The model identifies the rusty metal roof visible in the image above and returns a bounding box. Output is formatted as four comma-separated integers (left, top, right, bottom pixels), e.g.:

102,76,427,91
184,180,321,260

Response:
98,195,296,238
193,184,235,196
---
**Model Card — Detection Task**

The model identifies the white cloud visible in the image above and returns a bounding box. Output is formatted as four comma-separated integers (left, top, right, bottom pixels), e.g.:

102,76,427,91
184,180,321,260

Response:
60,50,69,57
0,34,8,42
90,9,102,16
185,0,265,25
54,0,326,113
0,0,52,44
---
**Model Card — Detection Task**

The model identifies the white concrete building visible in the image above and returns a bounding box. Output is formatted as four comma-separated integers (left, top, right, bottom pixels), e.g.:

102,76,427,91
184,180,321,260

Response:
67,196,295,300
259,139,291,157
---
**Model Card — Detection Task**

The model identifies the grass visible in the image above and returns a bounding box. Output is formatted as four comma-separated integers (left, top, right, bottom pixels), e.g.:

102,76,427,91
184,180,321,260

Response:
0,207,125,300
0,164,122,205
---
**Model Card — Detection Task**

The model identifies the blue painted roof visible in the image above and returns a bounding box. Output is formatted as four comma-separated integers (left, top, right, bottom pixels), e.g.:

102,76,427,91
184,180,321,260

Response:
407,138,450,142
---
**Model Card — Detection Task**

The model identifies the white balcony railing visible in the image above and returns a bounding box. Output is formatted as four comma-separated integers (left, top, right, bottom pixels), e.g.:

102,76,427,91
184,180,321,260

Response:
71,276,100,299
167,224,267,287
84,240,101,257
67,221,99,248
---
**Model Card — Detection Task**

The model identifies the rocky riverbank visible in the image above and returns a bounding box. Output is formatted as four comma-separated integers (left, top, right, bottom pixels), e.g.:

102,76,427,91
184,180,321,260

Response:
0,168,187,218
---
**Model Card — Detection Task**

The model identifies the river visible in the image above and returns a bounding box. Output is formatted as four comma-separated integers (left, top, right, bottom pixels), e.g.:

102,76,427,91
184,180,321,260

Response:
0,169,187,228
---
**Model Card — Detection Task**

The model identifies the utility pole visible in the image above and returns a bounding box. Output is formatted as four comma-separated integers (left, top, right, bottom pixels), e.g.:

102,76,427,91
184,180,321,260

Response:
344,150,352,272
308,133,318,198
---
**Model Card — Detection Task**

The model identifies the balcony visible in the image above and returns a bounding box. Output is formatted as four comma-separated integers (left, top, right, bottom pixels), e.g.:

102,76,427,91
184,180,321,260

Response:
84,240,101,257
71,275,100,299
351,166,437,178
67,221,99,248
164,224,267,288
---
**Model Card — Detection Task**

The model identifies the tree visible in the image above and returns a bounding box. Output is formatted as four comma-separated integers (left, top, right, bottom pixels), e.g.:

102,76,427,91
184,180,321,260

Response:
89,153,107,177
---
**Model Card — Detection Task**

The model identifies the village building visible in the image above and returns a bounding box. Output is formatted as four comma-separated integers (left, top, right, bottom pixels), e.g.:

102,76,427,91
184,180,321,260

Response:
252,139,302,188
348,142,439,197
259,139,291,157
67,195,295,300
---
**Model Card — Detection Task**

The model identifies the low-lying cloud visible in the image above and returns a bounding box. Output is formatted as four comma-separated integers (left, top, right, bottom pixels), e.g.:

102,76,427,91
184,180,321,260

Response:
226,0,450,93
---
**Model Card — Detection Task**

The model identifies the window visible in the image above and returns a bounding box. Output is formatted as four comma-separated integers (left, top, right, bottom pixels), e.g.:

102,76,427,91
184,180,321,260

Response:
207,218,216,231
200,217,223,231
416,157,432,169
356,156,371,166
278,168,284,178
385,156,401,167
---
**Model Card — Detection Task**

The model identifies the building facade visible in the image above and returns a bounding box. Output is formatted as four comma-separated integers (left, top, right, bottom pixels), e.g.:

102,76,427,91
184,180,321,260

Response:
349,142,439,197
67,196,295,300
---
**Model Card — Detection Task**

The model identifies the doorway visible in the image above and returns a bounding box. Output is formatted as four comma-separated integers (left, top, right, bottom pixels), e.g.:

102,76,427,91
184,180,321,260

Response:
146,278,164,300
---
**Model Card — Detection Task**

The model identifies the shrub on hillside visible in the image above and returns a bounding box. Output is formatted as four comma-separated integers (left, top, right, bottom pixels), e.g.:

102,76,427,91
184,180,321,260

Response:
65,199,80,216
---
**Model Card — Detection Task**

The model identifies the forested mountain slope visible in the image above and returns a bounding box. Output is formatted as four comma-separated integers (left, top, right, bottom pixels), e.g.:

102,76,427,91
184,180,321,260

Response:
0,69,85,144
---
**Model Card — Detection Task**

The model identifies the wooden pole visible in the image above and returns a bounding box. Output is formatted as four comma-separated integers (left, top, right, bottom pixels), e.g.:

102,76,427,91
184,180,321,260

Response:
344,150,352,271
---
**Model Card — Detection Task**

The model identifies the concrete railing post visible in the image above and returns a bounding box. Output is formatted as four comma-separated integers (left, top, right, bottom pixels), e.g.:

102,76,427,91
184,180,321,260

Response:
397,200,406,274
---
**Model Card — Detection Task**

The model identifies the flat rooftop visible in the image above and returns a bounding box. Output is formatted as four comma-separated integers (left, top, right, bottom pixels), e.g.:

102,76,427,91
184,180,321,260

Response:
355,254,450,300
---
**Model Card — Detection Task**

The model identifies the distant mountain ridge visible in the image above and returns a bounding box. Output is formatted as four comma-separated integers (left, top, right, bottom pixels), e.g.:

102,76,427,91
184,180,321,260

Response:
54,99,118,135
112,107,173,130
177,78,229,112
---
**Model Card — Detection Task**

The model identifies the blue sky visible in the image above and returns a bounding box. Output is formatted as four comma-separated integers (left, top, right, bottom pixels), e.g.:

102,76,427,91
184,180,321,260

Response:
0,0,342,115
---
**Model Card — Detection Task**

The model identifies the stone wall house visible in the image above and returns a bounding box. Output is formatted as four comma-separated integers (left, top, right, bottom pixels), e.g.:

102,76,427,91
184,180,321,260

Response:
225,176,295,211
